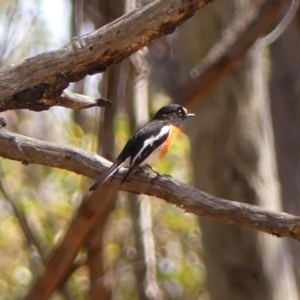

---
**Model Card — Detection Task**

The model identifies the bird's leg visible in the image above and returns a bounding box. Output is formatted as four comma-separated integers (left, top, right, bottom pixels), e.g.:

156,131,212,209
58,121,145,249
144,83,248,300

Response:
145,164,161,176
121,166,136,185
138,166,150,174
110,168,119,183
146,164,173,179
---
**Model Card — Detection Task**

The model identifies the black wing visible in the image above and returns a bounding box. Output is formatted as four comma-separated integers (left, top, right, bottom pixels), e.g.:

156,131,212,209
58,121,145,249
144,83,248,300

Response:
118,120,170,167
90,120,170,190
89,159,123,191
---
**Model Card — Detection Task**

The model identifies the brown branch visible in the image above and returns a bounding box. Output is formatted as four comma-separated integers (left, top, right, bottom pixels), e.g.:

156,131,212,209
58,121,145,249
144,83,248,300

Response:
258,0,299,46
0,125,293,298
0,127,300,241
43,91,112,110
0,0,212,112
24,185,119,300
179,0,287,110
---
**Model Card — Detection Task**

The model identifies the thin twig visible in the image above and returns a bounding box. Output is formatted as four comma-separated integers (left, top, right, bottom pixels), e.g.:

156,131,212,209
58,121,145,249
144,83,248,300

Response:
44,91,112,110
258,0,299,46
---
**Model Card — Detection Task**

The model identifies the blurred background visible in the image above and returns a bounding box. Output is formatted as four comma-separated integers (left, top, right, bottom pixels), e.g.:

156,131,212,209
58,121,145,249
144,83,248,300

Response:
1,0,300,299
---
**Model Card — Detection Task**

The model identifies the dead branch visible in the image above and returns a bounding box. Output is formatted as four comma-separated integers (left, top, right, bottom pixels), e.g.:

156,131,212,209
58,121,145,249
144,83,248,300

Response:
43,91,112,110
179,0,287,109
0,0,211,112
0,128,300,242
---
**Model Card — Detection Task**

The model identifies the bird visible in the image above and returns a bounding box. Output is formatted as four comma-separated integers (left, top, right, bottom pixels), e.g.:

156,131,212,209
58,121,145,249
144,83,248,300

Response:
90,104,195,191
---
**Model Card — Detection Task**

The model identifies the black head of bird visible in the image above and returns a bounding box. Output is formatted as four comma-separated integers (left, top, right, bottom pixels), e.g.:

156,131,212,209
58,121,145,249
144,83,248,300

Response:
152,104,195,127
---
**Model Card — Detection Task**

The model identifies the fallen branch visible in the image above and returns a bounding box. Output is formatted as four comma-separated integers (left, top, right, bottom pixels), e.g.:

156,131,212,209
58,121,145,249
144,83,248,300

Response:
0,128,300,241
0,0,211,112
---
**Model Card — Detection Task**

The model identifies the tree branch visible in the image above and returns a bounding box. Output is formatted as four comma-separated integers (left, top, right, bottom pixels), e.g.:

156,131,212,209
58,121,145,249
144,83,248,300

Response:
179,0,287,109
0,127,300,241
43,91,112,110
0,0,211,112
24,185,119,300
258,0,299,46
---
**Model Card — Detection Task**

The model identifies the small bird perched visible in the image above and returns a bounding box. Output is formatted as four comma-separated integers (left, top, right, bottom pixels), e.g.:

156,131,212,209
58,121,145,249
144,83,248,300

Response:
90,104,194,191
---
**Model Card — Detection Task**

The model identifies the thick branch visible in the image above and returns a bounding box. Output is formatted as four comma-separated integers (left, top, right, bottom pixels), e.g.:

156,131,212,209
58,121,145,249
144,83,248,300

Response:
1,128,300,240
0,0,211,112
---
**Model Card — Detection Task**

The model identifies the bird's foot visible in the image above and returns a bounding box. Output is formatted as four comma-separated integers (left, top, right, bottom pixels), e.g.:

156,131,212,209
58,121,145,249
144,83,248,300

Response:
138,166,150,175
139,165,172,182
144,164,161,176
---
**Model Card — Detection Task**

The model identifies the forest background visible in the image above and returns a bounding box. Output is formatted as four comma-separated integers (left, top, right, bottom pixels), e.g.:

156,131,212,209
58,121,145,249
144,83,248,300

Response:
1,0,300,299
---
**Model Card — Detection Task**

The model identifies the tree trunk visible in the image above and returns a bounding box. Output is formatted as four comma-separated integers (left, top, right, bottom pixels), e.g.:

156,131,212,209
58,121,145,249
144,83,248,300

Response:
174,2,298,300
80,1,125,298
270,16,300,290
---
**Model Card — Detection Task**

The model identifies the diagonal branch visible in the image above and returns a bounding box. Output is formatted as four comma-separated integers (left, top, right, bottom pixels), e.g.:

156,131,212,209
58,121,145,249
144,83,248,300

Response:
179,0,287,109
0,0,212,112
24,185,119,300
0,127,300,241
258,0,299,46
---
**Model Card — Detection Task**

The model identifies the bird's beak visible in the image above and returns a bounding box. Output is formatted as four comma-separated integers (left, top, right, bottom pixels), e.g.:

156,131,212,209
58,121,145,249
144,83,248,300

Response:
185,113,195,118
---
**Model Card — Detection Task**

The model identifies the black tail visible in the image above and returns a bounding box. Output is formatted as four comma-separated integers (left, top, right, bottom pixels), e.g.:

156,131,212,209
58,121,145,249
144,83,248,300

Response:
120,166,137,185
89,160,123,191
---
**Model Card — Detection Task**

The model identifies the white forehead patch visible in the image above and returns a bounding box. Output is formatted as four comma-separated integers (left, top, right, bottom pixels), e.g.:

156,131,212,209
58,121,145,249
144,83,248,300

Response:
177,106,186,117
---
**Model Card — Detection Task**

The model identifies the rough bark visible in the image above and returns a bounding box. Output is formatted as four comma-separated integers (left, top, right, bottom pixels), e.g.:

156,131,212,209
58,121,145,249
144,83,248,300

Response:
175,1,298,300
0,0,211,112
1,128,300,241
